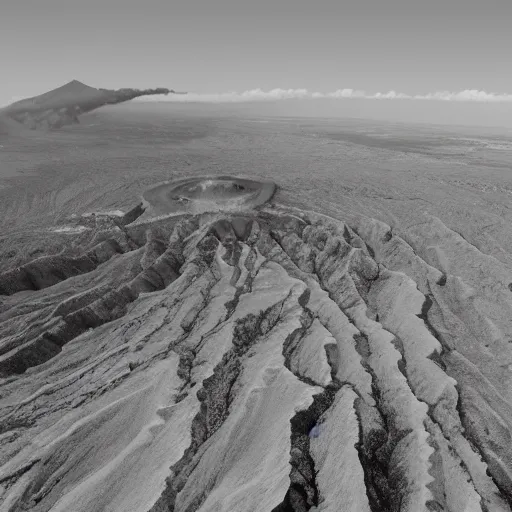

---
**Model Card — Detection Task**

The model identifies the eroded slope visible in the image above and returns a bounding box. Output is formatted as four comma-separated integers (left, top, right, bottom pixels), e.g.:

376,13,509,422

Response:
0,202,511,512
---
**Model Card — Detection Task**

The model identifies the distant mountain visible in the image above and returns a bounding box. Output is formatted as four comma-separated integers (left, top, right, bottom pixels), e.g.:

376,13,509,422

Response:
6,80,106,113
0,80,177,131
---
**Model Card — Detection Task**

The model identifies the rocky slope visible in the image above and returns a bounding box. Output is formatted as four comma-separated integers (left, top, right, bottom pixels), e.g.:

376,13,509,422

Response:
1,80,174,131
0,176,511,511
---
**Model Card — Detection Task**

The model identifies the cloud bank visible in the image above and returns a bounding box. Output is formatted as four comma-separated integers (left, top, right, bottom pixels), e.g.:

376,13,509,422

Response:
139,88,512,103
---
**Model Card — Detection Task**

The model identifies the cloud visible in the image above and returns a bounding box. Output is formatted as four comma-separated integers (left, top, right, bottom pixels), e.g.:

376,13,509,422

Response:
137,88,512,103
148,88,311,103
4,88,511,108
413,90,512,102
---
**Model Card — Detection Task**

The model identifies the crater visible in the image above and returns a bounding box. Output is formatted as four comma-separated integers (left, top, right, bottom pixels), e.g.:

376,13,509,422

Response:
142,176,276,216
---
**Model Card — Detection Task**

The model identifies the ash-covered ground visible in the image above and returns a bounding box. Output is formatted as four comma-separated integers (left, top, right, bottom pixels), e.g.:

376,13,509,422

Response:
1,103,512,512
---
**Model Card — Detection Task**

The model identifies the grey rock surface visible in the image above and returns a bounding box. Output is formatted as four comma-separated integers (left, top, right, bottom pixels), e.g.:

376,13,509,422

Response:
1,188,511,511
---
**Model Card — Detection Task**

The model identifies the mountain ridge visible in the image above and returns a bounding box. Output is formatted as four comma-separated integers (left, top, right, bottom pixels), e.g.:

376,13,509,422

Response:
1,187,512,511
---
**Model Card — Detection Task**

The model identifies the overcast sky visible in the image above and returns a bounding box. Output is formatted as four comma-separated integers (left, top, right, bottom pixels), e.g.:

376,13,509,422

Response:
2,0,512,125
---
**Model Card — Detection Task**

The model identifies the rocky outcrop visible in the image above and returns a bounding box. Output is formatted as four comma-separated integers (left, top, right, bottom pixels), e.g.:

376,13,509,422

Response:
0,239,123,295
0,205,511,512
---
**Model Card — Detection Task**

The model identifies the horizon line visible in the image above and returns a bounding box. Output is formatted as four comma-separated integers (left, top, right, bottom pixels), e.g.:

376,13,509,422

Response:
135,88,512,103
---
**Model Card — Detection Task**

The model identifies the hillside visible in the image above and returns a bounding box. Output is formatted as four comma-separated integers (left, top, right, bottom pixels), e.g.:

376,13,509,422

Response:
0,114,28,137
1,115,512,511
0,80,175,131
1,174,512,511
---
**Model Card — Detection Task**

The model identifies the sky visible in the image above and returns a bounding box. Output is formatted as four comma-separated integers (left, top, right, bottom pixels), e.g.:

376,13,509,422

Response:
2,0,512,124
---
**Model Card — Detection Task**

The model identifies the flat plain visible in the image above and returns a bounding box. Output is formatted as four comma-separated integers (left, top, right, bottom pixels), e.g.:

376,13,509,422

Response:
2,103,512,270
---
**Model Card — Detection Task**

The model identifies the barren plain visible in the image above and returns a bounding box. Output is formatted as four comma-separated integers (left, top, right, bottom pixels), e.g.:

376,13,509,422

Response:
1,101,512,512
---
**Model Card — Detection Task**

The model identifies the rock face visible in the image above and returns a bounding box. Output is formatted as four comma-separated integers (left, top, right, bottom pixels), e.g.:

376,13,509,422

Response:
1,201,512,512
1,80,175,131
